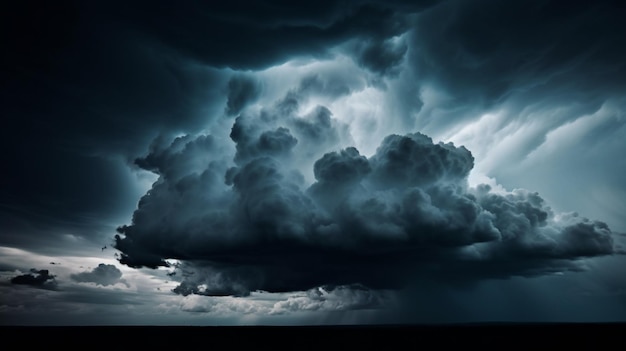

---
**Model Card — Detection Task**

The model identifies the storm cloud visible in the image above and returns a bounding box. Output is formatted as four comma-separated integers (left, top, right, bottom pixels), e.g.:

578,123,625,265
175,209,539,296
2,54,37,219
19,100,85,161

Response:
3,0,626,325
115,95,618,296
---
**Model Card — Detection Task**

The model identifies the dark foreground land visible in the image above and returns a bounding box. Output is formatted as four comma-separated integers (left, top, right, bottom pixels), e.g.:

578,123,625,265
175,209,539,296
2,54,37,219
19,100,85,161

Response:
2,323,624,348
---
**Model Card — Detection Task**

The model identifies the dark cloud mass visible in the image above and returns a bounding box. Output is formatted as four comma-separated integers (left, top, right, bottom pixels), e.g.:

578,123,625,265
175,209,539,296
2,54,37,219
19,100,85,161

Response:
2,0,442,255
367,133,474,190
225,75,262,116
115,0,438,70
351,37,408,76
410,0,626,137
2,0,626,324
10,269,57,290
115,90,617,295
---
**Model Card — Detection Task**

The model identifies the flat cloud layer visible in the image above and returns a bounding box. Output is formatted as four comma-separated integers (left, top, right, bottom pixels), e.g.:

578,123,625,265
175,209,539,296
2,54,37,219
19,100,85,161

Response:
115,90,616,296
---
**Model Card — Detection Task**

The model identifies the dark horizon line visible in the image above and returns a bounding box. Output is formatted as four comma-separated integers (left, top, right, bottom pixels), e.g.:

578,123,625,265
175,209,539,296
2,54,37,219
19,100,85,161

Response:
2,321,624,327
3,323,624,347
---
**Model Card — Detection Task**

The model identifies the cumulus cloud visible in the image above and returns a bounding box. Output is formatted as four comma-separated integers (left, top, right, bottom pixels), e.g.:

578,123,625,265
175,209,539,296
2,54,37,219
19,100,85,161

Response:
3,0,438,257
10,269,57,290
114,91,618,296
368,133,474,189
71,263,128,287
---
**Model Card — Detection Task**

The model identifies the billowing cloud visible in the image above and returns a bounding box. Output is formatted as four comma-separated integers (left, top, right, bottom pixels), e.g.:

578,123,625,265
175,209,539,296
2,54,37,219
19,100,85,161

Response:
71,263,128,287
0,0,437,256
10,269,57,290
114,90,618,296
3,0,626,325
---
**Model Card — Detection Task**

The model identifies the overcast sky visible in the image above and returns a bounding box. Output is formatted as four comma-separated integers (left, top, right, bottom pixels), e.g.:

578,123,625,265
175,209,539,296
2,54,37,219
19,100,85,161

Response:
1,0,625,325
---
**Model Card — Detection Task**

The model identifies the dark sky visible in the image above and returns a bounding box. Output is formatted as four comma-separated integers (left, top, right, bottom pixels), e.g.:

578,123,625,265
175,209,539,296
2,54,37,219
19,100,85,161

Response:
1,0,625,325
